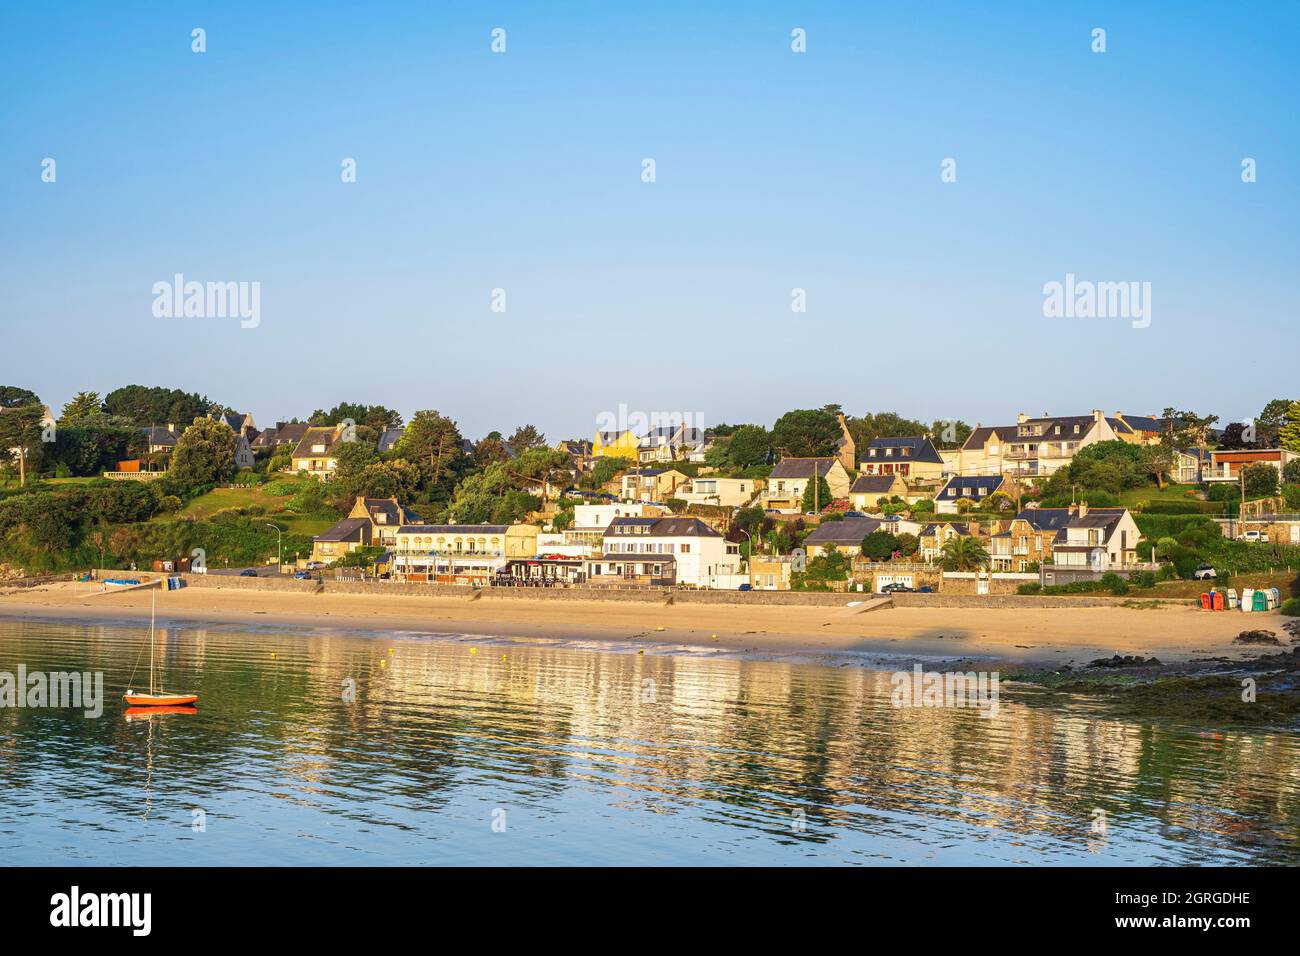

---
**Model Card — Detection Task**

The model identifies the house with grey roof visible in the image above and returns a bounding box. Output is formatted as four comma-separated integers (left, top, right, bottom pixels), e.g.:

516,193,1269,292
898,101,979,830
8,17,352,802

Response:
935,474,1006,513
584,515,739,588
763,457,851,512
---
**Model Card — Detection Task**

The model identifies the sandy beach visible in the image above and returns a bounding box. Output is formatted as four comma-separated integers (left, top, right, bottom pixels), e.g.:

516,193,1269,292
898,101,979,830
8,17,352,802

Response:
0,580,1279,668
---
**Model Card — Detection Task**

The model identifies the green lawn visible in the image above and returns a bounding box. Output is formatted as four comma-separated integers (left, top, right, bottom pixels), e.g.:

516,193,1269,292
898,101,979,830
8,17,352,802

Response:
159,485,340,536
1117,482,1223,511
167,485,283,520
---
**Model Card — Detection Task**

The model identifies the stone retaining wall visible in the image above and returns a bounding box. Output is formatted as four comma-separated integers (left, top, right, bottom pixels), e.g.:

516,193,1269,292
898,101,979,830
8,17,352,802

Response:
96,570,1139,609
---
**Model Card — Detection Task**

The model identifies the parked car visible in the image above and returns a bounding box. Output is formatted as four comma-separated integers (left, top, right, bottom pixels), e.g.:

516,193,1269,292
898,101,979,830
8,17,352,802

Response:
917,586,934,593
844,511,866,517
292,571,312,580
737,583,752,591
1193,564,1217,580
881,582,914,593
305,561,326,570
239,569,259,577
1238,531,1264,542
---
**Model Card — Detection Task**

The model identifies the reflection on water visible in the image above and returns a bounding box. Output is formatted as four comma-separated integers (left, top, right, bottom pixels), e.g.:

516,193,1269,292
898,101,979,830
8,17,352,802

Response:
0,618,1296,865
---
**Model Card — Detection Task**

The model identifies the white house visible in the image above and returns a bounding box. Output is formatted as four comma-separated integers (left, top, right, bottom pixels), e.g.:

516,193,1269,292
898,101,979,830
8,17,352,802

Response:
585,515,740,588
1043,503,1142,581
673,476,758,509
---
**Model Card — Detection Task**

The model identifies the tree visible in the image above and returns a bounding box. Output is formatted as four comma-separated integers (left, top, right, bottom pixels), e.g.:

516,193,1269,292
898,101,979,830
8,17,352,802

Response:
472,435,512,468
505,425,546,455
726,425,772,469
169,417,236,490
771,408,842,458
333,439,378,499
59,391,103,423
1257,399,1294,447
801,474,832,513
1241,462,1279,499
860,530,900,561
1218,422,1260,450
895,532,919,557
0,386,41,408
309,403,402,430
1159,408,1219,452
930,419,973,450
397,410,468,500
845,411,927,451
1278,401,1300,453
1283,459,1300,485
941,535,989,571
0,404,46,484
104,385,215,427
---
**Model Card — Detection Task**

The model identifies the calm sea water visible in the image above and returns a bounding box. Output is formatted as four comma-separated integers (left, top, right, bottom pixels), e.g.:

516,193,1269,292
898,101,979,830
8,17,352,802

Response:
0,616,1296,866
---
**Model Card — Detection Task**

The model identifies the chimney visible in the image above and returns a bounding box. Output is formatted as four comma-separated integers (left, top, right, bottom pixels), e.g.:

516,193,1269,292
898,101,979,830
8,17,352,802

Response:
167,422,176,432
1092,409,1103,422
1078,500,1088,519
1016,412,1027,425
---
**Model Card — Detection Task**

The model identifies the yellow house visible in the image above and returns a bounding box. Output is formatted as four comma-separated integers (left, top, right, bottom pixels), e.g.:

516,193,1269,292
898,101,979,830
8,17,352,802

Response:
391,522,540,585
592,429,641,459
291,425,345,478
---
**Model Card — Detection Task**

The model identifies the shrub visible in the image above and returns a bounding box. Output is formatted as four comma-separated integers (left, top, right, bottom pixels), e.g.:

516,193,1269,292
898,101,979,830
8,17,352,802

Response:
1280,598,1300,617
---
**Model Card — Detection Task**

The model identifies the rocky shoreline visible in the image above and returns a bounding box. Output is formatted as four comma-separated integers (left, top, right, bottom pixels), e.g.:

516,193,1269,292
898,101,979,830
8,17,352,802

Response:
1002,618,1300,726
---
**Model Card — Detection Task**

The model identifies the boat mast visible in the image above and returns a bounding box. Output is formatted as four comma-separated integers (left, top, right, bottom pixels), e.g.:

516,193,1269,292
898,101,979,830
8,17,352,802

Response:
150,586,157,695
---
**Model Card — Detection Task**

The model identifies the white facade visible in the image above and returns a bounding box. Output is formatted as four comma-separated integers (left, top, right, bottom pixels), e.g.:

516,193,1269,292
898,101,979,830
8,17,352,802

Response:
673,477,757,508
598,521,740,588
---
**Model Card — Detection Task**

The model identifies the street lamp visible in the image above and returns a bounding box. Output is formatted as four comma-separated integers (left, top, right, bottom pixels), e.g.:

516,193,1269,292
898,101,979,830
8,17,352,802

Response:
738,528,755,590
266,523,282,574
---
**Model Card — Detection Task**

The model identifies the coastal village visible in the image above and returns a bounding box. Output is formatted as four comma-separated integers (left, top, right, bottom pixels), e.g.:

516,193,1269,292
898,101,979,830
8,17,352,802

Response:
3,388,1297,609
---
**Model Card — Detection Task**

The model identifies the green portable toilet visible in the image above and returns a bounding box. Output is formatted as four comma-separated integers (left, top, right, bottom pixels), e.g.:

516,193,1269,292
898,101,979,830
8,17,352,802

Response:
1252,589,1268,612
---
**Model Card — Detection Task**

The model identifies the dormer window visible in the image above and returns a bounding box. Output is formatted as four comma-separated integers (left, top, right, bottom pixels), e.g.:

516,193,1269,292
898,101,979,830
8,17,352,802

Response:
312,444,326,454
1073,425,1080,434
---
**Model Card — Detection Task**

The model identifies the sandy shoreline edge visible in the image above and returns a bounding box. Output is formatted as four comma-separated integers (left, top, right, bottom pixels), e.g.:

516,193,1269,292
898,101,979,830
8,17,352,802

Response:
0,580,1282,670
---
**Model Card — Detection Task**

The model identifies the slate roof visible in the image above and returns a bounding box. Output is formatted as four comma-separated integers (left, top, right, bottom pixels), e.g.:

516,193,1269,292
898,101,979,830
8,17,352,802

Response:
292,426,342,459
314,517,370,543
604,516,721,538
141,425,179,446
1119,413,1162,433
863,436,944,464
769,457,837,479
961,425,1018,450
398,524,511,534
376,427,404,453
804,516,883,546
937,475,1005,499
850,475,899,495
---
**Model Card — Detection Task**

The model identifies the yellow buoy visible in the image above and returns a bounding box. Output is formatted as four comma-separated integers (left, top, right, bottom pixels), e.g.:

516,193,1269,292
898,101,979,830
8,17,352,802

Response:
380,659,387,669
712,634,718,641
271,652,277,660
656,626,664,632
387,648,394,656
470,647,478,656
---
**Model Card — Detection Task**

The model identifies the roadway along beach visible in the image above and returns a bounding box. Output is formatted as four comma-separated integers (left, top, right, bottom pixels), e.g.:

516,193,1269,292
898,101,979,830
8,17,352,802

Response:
0,581,1275,669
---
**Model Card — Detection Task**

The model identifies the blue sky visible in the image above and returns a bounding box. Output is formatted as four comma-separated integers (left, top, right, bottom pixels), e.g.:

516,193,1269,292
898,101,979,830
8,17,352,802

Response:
2,1,1296,440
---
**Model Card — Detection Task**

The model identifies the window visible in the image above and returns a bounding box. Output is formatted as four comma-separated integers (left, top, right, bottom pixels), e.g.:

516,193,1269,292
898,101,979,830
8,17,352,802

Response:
680,544,691,553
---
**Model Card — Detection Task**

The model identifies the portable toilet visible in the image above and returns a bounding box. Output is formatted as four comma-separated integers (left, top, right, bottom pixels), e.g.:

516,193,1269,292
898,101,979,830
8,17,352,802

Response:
1241,589,1254,612
1212,590,1225,611
1253,590,1268,612
1200,592,1212,610
1227,588,1239,609
1270,587,1281,609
